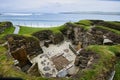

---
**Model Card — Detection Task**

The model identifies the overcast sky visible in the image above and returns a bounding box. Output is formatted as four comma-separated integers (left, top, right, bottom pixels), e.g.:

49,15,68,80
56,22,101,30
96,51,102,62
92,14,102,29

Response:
0,0,120,12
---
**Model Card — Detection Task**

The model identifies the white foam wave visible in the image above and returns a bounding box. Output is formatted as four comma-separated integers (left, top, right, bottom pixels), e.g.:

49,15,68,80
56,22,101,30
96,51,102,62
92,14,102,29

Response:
2,13,32,16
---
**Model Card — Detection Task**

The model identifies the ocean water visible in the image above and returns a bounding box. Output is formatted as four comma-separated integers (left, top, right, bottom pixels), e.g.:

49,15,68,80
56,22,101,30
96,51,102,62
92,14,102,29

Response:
0,12,120,27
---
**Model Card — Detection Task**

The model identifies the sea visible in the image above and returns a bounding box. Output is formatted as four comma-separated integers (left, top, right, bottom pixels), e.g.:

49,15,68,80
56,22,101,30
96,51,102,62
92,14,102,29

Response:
0,12,120,27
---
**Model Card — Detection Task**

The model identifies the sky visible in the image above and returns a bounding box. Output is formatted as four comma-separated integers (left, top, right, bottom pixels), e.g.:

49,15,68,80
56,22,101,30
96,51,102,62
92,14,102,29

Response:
0,0,120,12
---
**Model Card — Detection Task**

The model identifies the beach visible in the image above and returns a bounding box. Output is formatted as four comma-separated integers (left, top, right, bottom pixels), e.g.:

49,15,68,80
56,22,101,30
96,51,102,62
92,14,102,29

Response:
0,12,120,27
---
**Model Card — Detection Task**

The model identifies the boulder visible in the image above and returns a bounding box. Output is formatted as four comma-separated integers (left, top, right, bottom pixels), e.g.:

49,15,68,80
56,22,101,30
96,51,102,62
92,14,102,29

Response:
103,38,113,45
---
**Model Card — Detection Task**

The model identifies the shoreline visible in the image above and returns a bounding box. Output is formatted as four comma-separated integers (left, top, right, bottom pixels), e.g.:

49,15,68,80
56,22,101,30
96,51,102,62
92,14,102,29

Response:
16,24,63,28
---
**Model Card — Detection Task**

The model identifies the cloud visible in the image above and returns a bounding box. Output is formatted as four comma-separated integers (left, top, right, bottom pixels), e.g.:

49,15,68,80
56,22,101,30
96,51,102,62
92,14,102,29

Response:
40,0,120,12
100,0,120,1
0,0,120,12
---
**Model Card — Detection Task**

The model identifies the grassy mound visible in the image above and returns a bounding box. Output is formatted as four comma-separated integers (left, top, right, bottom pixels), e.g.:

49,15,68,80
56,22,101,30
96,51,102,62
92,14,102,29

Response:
0,22,14,44
74,45,120,80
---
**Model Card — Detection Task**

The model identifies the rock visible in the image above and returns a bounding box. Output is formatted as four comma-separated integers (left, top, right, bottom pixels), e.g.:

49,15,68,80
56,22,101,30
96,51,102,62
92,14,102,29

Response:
75,42,82,51
63,22,84,41
33,30,64,44
103,35,113,45
105,32,120,44
96,31,103,35
27,63,41,76
49,33,64,44
21,63,32,72
87,56,94,67
74,49,98,69
44,40,52,47
103,38,113,45
74,56,80,66
32,30,53,41
43,66,51,71
0,21,13,33
45,73,52,77
79,64,86,68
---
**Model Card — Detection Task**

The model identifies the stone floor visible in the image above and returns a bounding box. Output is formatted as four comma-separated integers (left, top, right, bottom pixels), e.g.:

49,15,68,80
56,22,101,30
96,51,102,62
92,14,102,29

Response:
31,41,79,77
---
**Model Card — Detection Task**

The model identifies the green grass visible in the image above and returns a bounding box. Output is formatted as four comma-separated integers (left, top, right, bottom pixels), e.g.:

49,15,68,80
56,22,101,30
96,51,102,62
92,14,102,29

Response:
107,45,120,54
79,45,116,80
0,21,11,27
106,21,120,27
19,25,65,35
0,46,48,80
96,26,120,35
74,20,92,31
107,45,120,80
0,46,6,52
0,46,7,61
19,26,43,35
19,20,100,35
114,59,120,80
82,25,91,31
85,45,120,80
0,26,15,39
77,20,92,26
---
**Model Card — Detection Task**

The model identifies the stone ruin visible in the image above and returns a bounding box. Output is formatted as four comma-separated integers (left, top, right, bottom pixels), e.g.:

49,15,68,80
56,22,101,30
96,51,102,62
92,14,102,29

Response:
6,34,43,73
61,22,120,47
5,20,120,78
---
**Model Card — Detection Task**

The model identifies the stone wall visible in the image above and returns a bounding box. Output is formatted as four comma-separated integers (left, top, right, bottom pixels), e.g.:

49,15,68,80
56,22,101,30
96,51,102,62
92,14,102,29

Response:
61,22,120,48
11,46,29,67
6,34,43,71
6,34,43,56
33,30,64,44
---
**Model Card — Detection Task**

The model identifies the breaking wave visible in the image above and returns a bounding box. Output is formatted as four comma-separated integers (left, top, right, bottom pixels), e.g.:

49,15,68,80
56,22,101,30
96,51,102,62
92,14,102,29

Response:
1,13,32,16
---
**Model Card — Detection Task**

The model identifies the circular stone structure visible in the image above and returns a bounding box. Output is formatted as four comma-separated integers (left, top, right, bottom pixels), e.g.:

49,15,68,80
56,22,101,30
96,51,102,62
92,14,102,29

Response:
43,66,51,71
